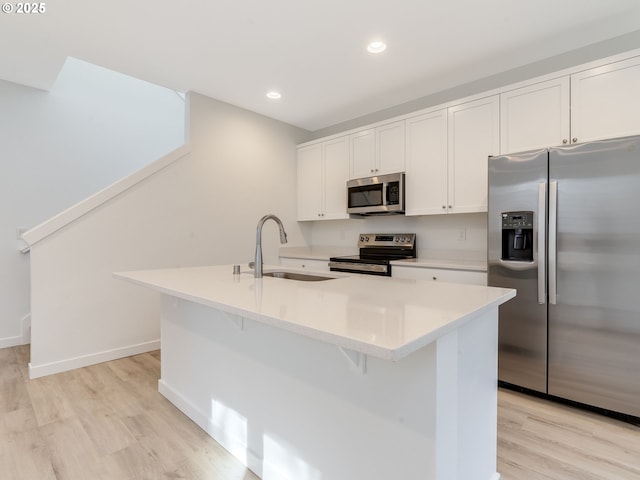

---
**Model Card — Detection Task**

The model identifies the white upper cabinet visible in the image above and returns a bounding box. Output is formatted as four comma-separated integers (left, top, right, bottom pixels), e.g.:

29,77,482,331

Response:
376,121,406,175
297,137,349,221
322,137,350,219
350,121,405,179
448,95,500,214
500,77,570,153
571,55,640,144
405,109,448,216
405,97,498,216
299,51,640,220
350,129,375,178
297,143,323,221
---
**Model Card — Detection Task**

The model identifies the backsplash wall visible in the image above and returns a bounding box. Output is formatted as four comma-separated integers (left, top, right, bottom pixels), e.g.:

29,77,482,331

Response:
308,212,487,258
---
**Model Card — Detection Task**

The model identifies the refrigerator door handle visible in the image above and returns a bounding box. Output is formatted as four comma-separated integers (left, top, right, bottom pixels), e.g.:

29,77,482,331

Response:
549,180,558,305
538,182,546,304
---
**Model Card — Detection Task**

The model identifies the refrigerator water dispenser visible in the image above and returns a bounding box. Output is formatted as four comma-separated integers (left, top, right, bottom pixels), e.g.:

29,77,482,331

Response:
501,211,534,262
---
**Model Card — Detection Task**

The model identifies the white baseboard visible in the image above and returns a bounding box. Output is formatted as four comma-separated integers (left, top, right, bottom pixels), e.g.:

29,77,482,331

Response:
0,335,24,349
0,314,32,349
28,339,160,379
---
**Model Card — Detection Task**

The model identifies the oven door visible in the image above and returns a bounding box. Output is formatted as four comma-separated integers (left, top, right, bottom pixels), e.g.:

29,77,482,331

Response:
328,257,391,276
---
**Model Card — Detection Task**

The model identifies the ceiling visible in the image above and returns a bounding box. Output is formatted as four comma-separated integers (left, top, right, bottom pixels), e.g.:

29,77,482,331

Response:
2,0,640,131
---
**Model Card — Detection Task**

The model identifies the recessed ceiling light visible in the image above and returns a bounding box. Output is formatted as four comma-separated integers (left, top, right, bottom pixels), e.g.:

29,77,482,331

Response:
367,41,387,54
266,91,282,100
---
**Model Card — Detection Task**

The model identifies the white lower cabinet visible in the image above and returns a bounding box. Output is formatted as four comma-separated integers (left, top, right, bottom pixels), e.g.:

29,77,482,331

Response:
279,258,331,273
393,265,487,285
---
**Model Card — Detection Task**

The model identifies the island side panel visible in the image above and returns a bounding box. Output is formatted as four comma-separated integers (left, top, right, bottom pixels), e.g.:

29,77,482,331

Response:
434,308,500,480
158,294,439,480
457,308,500,480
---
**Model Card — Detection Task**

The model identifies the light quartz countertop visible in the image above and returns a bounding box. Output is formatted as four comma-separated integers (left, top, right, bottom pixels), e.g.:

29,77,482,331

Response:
115,264,513,361
280,246,487,271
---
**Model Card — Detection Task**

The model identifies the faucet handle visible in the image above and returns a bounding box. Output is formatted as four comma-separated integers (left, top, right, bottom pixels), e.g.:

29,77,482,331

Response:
248,261,256,269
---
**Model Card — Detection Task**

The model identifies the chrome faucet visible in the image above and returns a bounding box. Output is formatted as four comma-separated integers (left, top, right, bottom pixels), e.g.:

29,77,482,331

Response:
252,214,288,278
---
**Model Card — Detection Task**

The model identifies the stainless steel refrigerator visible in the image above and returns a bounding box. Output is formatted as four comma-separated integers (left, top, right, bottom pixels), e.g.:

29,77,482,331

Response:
488,135,640,418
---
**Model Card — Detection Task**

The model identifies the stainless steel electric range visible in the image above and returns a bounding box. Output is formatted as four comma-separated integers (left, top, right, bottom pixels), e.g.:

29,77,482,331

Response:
328,233,417,276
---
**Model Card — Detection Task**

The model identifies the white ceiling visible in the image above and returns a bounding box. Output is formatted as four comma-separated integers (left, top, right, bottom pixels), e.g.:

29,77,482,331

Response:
2,0,640,131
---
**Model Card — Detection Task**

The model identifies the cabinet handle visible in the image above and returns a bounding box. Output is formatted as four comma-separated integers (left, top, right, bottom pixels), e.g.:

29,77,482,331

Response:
572,137,578,143
448,205,452,209
562,139,568,144
442,205,446,209
432,276,437,281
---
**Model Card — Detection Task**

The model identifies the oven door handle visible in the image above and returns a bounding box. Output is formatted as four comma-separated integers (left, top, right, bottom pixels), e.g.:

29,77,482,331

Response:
328,262,388,273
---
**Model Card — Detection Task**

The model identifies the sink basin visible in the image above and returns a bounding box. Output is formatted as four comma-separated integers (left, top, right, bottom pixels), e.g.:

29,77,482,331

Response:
263,271,335,282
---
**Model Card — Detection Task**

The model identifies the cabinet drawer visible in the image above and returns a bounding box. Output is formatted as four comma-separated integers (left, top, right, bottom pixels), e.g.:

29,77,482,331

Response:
279,258,330,273
393,266,486,285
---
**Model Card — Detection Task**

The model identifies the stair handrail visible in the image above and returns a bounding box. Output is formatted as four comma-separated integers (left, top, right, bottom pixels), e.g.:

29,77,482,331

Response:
22,143,191,247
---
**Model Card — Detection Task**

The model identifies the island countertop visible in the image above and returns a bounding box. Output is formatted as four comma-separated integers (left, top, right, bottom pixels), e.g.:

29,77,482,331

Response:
115,265,515,361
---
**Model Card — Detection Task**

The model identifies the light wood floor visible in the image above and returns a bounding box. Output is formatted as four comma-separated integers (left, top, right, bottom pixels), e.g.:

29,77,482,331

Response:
1,345,639,480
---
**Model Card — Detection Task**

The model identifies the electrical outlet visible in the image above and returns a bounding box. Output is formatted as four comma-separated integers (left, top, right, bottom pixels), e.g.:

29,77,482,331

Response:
456,228,466,241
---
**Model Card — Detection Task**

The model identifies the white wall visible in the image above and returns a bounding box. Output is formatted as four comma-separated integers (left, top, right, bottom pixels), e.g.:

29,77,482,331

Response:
28,92,310,377
308,213,487,260
0,57,185,348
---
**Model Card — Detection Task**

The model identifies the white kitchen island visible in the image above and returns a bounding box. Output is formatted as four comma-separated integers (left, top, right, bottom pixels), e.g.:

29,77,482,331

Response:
115,265,515,480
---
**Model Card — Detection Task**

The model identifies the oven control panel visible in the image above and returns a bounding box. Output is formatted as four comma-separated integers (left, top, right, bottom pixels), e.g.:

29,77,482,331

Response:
358,233,416,248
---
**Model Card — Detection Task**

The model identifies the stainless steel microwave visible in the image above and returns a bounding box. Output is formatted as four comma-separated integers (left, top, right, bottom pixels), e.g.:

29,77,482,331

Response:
347,172,405,215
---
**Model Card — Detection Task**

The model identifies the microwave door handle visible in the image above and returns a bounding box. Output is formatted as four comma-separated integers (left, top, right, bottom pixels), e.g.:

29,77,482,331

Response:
381,182,387,207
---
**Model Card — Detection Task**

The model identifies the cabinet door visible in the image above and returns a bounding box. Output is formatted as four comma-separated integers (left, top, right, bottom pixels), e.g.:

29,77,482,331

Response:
500,77,570,153
350,129,375,178
448,96,499,214
297,144,323,221
322,137,349,220
405,110,448,216
376,121,406,175
571,55,640,143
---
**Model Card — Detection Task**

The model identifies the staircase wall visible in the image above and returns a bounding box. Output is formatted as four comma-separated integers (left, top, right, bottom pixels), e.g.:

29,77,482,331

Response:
0,57,185,348
27,92,310,378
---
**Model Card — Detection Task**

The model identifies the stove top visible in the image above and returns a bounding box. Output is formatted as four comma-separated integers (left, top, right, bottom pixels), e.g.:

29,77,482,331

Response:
328,233,417,276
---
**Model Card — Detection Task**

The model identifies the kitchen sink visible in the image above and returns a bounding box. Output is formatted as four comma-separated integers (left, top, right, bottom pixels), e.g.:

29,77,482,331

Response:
263,271,335,282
